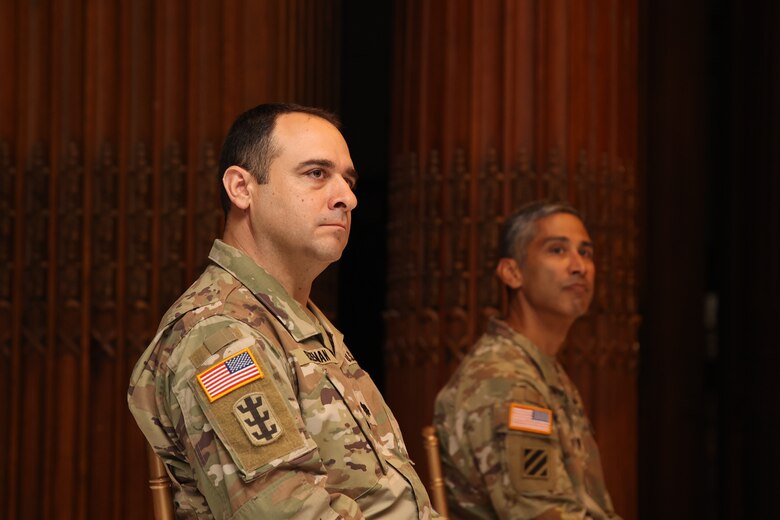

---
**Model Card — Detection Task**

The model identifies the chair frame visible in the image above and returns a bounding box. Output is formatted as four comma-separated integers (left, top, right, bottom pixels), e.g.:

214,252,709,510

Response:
422,425,449,518
147,446,175,520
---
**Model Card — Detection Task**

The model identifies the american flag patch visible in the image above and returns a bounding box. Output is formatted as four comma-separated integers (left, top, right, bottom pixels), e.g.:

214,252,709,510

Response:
197,348,263,402
508,403,553,435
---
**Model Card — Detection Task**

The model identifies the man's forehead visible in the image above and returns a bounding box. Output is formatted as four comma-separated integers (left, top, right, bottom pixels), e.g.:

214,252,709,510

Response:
271,113,352,164
275,111,340,134
533,212,591,242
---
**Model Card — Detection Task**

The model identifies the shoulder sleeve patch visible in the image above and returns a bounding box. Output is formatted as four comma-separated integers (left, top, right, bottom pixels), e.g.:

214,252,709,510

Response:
506,435,559,492
233,392,284,446
508,403,553,435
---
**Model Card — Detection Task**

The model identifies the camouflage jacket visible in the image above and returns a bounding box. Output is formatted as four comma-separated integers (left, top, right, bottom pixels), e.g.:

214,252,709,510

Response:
433,318,620,520
129,240,436,519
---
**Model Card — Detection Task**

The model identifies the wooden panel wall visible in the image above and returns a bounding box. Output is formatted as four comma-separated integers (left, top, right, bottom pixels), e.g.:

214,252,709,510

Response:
386,1,639,518
0,1,341,518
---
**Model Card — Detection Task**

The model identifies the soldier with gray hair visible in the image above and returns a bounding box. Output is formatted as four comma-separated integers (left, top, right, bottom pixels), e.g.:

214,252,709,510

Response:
434,201,621,519
129,103,437,518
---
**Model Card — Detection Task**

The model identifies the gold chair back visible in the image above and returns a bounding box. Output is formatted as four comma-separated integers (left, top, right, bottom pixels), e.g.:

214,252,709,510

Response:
422,425,449,518
147,446,175,520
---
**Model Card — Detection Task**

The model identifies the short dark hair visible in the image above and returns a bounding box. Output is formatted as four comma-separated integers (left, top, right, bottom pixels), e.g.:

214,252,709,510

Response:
499,200,586,265
218,103,341,215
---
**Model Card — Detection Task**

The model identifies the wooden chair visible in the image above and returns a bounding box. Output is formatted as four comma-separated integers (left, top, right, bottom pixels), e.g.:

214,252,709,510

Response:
422,425,449,519
147,445,175,520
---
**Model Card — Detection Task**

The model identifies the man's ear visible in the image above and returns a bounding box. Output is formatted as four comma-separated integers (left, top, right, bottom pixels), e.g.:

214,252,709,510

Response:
496,257,523,290
222,166,254,210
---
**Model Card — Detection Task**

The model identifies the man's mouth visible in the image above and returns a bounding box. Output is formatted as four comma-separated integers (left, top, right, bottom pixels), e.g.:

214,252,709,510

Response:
321,222,347,230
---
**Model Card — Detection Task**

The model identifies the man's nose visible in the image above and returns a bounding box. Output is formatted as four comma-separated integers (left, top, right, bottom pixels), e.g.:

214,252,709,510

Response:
569,251,587,274
330,175,358,211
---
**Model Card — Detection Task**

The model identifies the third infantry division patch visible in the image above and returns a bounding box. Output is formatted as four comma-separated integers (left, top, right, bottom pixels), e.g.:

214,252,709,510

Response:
522,447,549,479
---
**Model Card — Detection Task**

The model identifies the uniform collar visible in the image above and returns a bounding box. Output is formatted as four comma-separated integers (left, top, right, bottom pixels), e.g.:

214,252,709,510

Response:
208,239,322,342
487,317,562,387
308,301,345,350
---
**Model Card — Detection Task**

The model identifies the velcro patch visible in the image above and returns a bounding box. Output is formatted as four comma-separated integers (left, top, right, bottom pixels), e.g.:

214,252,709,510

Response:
508,403,553,435
197,348,264,402
233,393,283,446
204,326,244,354
522,447,549,479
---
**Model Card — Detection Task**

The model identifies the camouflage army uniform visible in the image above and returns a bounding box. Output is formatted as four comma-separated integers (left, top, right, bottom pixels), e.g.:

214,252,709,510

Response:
129,240,437,519
433,318,620,520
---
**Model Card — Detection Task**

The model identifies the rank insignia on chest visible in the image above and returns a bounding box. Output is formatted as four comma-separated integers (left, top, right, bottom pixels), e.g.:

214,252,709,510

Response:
508,403,553,435
197,348,264,402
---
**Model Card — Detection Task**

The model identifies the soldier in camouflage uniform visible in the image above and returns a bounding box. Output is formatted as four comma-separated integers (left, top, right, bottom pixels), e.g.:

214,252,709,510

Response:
434,202,621,520
129,103,437,519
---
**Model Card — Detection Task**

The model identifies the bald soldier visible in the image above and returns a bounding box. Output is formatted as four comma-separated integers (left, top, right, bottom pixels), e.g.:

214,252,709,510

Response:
129,103,437,519
434,202,621,519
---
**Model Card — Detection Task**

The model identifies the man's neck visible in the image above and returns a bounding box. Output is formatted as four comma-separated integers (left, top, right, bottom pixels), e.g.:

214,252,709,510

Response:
504,301,573,357
222,226,318,306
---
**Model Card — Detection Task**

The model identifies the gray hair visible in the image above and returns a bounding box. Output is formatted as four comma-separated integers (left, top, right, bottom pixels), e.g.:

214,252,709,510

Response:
500,201,586,265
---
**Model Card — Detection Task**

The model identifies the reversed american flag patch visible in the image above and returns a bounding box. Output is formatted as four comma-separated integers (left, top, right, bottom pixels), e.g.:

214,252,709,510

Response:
508,403,553,435
197,348,263,402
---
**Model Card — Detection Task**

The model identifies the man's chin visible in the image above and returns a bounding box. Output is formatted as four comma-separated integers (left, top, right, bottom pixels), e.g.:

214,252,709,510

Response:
312,246,346,265
568,300,592,318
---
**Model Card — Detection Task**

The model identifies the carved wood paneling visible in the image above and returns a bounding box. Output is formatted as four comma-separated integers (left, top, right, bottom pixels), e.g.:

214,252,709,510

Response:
0,140,15,516
0,1,342,518
0,142,13,356
387,1,639,518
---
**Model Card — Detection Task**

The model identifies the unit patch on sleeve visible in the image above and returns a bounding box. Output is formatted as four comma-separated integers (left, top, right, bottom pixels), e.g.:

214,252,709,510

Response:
197,348,264,402
233,392,283,446
522,447,549,479
508,403,553,435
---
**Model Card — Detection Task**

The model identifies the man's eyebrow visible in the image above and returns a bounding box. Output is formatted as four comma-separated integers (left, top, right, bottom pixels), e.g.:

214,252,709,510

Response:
540,236,594,248
540,236,572,245
297,158,334,169
297,159,359,181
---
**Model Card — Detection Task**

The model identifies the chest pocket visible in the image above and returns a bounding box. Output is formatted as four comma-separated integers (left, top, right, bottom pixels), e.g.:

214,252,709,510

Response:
291,345,388,498
341,360,410,459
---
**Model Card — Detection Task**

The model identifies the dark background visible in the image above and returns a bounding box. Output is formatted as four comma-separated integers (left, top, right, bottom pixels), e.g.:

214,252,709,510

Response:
338,1,779,518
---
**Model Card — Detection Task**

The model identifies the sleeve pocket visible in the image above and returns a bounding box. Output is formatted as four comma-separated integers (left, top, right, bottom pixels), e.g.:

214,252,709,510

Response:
188,354,317,482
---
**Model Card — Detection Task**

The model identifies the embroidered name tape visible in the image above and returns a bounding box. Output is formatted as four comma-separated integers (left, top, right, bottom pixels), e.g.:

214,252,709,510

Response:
508,403,553,435
293,348,339,366
303,347,335,364
197,348,264,402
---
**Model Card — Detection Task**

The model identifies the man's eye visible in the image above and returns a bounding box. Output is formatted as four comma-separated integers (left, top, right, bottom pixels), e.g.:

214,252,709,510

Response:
580,249,594,259
308,169,325,179
550,246,565,254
